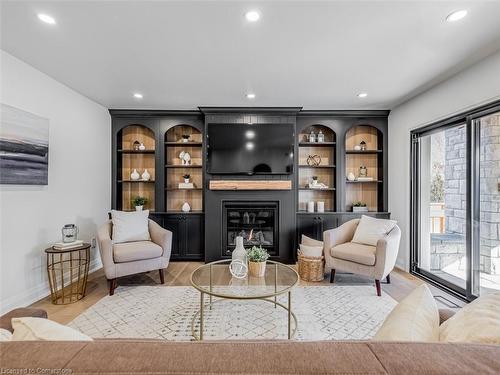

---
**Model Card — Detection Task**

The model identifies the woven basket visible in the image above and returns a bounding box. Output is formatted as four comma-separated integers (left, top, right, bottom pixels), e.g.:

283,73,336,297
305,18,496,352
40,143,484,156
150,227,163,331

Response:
297,251,325,282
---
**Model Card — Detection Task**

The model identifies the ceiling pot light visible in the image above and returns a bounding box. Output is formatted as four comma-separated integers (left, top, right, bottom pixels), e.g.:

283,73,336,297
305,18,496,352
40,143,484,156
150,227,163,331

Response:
37,14,56,24
245,11,260,22
446,10,468,22
357,92,368,98
246,93,256,99
133,93,143,99
246,142,254,150
245,130,255,139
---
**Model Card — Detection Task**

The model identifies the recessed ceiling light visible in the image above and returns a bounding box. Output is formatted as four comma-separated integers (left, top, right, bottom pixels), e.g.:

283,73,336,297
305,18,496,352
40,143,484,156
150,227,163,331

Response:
133,93,143,99
245,11,260,22
246,142,255,150
357,92,368,98
446,9,468,22
37,14,56,25
245,130,255,139
246,93,256,99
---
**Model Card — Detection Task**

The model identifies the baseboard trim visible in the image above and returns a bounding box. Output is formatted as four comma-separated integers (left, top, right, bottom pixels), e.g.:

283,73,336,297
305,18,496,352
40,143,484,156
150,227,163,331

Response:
0,259,102,315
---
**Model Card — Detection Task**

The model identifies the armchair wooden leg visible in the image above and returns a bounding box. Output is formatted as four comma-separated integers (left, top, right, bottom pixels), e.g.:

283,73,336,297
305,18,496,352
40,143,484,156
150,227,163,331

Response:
109,278,117,296
375,279,381,296
386,274,391,284
330,269,336,283
159,269,165,284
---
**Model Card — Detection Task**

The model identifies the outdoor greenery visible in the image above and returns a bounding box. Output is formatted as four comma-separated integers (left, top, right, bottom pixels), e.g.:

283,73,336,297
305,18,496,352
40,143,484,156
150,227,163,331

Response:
430,162,444,203
246,246,269,263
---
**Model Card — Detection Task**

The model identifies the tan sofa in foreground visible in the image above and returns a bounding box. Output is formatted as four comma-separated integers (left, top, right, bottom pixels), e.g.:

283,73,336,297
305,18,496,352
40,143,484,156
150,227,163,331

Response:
1,309,499,374
324,218,401,296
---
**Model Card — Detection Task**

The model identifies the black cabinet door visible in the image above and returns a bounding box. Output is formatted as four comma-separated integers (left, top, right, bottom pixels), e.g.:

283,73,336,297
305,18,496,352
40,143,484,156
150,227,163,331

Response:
297,214,339,243
184,214,204,259
162,215,184,259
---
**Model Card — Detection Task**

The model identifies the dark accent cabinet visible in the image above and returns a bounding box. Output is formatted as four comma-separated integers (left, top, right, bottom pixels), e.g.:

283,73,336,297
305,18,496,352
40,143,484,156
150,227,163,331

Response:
161,213,204,260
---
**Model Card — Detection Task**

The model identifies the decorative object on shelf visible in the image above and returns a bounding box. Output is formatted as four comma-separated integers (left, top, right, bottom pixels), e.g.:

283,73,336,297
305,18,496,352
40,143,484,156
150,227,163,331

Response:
182,202,191,212
183,174,190,184
311,176,318,187
352,201,368,212
308,176,329,189
179,151,192,165
357,176,374,181
61,224,78,243
359,165,368,178
306,154,321,166
317,130,325,143
307,201,315,213
308,130,316,143
347,172,356,181
317,201,325,213
232,236,248,264
229,259,248,279
133,140,140,151
141,169,151,181
138,143,146,151
354,145,362,151
247,246,269,277
360,141,367,151
132,196,148,211
130,169,140,181
182,134,190,143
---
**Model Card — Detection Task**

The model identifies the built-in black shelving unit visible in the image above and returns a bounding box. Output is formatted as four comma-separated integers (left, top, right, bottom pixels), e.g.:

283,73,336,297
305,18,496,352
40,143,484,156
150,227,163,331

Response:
111,108,390,262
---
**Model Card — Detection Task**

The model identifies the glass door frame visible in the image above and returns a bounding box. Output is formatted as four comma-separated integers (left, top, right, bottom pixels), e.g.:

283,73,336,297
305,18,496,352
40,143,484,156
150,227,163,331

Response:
410,100,500,302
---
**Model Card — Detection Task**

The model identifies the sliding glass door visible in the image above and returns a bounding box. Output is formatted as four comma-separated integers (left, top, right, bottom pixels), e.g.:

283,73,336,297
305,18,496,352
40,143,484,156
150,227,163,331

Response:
411,102,500,300
475,110,500,295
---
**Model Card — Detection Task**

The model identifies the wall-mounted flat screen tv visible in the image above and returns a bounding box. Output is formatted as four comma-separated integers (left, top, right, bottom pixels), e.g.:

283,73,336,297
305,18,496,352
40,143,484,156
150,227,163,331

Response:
207,123,294,175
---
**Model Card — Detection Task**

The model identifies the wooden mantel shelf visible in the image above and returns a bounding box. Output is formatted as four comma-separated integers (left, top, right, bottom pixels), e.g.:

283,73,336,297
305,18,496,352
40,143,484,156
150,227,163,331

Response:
209,180,292,191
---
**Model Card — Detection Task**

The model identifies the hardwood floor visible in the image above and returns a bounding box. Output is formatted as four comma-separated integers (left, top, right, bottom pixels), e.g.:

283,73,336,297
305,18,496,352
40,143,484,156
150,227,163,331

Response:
29,262,462,325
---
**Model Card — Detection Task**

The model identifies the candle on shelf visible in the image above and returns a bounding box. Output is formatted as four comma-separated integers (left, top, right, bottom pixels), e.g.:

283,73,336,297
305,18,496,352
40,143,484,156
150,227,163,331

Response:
317,201,325,213
307,201,315,213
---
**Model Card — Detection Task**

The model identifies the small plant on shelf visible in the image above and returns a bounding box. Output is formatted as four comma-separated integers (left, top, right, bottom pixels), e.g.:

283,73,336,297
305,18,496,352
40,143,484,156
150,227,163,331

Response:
352,201,368,213
183,174,190,183
247,246,269,277
132,196,148,211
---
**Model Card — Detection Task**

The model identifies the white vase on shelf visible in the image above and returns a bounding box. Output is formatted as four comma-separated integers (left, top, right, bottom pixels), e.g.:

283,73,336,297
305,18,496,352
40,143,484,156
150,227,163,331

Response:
135,205,143,211
141,169,151,181
181,202,191,212
130,169,140,181
138,143,146,151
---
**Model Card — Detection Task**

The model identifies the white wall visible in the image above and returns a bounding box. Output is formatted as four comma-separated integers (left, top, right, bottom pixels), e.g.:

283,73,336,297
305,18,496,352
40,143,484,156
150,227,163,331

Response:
0,51,110,313
389,50,500,270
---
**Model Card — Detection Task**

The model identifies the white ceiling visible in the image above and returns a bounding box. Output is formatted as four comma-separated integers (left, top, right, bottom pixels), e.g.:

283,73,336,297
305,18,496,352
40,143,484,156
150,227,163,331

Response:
2,1,500,110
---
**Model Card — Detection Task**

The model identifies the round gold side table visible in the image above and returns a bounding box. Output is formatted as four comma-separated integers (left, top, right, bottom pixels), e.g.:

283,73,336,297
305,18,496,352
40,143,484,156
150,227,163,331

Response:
45,243,91,305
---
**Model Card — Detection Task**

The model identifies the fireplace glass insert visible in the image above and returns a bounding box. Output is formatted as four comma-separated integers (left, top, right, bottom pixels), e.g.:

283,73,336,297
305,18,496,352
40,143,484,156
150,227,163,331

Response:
222,201,279,257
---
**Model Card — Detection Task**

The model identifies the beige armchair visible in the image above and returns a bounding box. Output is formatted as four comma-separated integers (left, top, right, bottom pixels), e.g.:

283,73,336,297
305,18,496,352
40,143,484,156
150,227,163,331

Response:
323,218,401,296
97,219,172,295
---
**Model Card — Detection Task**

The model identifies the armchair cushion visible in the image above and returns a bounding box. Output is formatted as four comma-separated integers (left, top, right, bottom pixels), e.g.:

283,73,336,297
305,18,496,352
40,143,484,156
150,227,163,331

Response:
113,241,163,263
111,209,151,244
331,242,376,266
352,215,397,246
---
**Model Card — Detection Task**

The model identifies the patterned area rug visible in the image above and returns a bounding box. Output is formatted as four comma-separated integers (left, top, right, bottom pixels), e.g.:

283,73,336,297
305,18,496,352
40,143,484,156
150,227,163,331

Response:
69,285,396,341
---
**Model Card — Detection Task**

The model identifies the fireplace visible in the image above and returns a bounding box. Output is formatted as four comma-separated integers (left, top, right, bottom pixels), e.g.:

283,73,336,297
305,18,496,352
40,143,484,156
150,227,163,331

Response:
222,201,279,258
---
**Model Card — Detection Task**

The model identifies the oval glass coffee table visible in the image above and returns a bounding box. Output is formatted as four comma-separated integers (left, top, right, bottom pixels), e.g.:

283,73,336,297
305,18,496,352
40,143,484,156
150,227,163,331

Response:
190,259,299,340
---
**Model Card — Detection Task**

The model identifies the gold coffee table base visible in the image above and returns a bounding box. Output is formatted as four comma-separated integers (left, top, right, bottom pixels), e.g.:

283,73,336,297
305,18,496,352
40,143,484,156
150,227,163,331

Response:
191,293,298,341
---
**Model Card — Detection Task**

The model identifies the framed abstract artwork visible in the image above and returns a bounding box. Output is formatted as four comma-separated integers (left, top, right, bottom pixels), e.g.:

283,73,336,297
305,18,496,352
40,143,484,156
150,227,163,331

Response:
0,103,49,185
